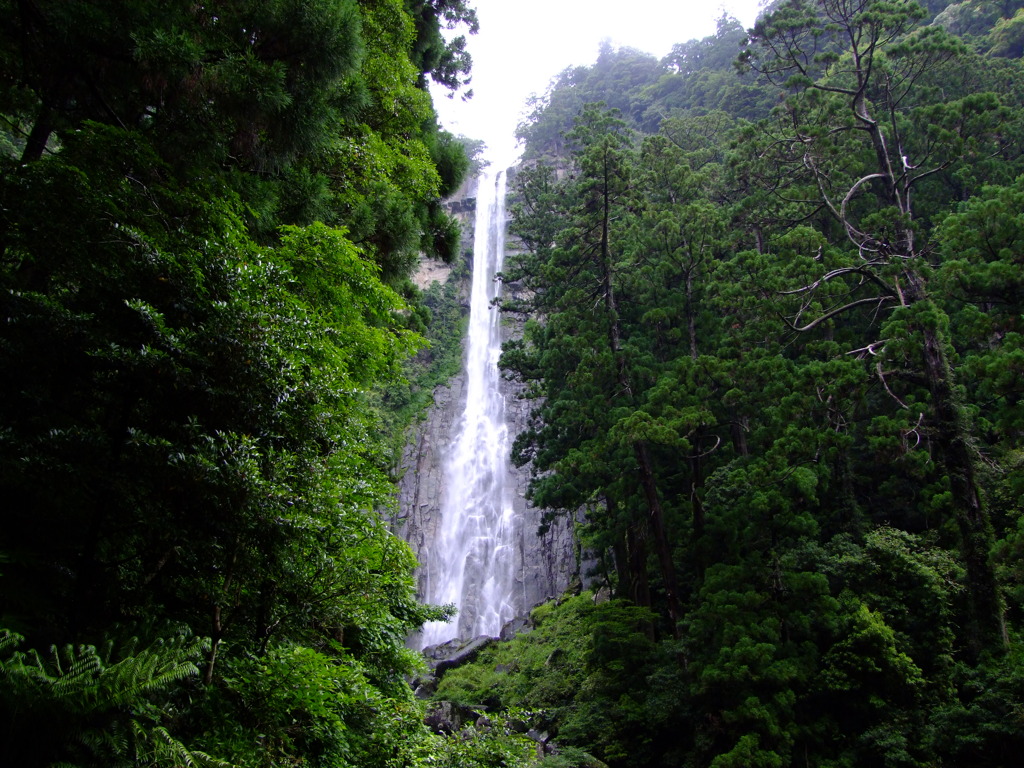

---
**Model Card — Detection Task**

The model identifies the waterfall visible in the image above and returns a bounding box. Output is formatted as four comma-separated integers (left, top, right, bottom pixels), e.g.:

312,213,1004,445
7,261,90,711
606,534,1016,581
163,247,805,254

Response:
419,169,516,647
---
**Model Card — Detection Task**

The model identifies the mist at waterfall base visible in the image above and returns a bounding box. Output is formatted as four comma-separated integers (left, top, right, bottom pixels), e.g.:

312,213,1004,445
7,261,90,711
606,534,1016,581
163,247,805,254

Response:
417,170,517,649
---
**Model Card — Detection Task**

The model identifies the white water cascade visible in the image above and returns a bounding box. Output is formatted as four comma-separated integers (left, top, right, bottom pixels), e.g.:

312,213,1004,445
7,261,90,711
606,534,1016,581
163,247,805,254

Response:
418,169,517,648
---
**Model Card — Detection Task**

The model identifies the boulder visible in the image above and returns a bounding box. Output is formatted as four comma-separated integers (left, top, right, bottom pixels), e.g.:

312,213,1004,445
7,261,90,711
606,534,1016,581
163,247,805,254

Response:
499,615,532,641
432,634,497,677
423,701,481,735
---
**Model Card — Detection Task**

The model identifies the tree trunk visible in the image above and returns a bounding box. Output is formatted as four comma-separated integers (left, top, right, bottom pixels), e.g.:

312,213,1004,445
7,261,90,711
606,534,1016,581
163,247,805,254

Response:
901,271,1005,654
691,451,705,539
634,440,684,636
21,102,54,163
730,415,749,457
204,544,240,684
624,517,651,610
686,266,698,361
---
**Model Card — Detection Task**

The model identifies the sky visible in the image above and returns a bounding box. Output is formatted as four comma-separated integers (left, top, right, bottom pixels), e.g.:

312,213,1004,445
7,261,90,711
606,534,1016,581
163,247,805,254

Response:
429,0,767,167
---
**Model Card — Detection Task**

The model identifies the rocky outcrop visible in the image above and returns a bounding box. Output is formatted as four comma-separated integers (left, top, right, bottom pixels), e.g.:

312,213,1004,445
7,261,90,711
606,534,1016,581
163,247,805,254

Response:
410,634,498,701
424,701,480,734
428,634,497,677
444,197,477,216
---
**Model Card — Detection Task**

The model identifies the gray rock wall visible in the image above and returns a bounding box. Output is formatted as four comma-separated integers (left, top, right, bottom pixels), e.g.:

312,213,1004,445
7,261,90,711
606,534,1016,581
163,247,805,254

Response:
392,171,580,640
392,333,581,635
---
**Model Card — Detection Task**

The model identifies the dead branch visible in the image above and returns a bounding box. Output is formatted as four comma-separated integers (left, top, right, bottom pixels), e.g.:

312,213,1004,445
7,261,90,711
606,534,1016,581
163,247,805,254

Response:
840,172,887,225
901,411,924,450
783,295,895,333
779,265,893,297
689,434,722,460
876,359,909,409
846,339,888,357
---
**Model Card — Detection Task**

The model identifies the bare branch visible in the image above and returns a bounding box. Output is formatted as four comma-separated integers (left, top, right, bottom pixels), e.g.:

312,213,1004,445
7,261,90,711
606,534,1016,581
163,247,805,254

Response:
908,159,953,188
901,411,924,449
781,266,876,295
783,295,895,333
840,172,887,222
781,265,898,302
688,434,722,460
846,339,888,357
876,359,909,409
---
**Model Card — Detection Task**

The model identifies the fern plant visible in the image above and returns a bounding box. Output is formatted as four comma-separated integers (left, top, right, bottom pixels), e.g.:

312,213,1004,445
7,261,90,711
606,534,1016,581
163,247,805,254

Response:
0,627,233,768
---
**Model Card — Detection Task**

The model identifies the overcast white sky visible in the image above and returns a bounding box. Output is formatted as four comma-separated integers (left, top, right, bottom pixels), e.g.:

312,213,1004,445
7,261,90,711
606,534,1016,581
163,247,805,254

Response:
430,0,767,166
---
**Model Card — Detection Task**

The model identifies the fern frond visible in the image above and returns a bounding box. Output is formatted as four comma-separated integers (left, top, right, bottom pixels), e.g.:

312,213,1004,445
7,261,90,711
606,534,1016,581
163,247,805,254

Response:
100,634,208,709
1,627,235,768
0,628,23,655
187,748,236,768
131,720,236,768
80,721,130,761
50,643,104,702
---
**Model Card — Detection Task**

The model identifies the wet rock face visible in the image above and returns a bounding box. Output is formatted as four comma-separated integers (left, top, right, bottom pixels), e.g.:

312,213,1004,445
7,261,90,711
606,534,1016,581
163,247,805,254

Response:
394,377,463,584
392,362,580,641
502,370,581,613
429,634,497,677
424,700,478,734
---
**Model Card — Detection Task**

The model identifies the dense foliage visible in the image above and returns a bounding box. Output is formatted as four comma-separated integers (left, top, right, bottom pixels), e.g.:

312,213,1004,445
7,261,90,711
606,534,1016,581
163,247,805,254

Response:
0,1,486,766
477,1,1024,766
6,1,1024,767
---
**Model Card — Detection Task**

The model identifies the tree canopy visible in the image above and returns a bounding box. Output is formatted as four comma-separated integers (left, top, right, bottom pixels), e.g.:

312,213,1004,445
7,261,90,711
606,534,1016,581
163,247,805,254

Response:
0,2,493,767
486,1,1024,765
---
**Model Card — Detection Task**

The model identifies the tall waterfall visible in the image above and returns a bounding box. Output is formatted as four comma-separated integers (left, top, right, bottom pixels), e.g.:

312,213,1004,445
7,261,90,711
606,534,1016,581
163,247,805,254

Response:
419,169,517,647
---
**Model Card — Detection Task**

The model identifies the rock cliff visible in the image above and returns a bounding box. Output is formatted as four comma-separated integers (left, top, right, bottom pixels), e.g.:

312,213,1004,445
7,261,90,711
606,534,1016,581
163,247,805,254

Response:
392,172,581,642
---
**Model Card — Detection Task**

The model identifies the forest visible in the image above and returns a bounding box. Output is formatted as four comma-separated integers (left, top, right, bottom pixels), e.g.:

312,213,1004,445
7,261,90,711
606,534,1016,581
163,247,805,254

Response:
0,1,503,766
433,1,1024,766
2,0,1024,767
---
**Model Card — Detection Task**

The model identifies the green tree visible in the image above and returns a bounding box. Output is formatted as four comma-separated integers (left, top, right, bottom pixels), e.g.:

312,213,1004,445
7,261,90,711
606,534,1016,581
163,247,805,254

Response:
740,0,1009,655
505,106,690,627
498,2,1024,765
0,0,368,166
0,2,475,764
989,8,1024,55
